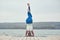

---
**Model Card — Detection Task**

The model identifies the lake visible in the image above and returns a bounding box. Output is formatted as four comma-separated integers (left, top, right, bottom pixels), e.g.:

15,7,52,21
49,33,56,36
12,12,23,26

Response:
0,29,60,37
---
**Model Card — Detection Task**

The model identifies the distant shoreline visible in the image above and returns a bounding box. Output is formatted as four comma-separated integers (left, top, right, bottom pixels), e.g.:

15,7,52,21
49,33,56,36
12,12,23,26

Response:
0,22,60,29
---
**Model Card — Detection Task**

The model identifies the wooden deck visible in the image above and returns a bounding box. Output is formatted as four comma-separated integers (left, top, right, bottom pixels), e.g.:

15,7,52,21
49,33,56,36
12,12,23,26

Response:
0,36,60,40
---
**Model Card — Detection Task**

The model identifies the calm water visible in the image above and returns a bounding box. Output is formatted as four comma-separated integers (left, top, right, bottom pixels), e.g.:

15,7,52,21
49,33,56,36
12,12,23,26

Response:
0,29,60,37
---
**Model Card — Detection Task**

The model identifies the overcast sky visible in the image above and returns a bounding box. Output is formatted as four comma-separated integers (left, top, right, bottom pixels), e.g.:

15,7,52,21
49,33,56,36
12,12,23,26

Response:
0,0,60,22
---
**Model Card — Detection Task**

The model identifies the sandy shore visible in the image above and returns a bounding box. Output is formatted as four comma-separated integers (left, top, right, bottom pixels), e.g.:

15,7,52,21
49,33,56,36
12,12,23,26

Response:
0,35,60,40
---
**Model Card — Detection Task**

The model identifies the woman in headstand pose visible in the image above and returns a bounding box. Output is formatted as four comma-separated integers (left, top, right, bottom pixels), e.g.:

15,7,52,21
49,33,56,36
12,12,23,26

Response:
26,3,34,37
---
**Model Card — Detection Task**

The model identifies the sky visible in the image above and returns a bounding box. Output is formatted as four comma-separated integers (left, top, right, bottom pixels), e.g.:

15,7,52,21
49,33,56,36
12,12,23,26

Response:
0,0,60,22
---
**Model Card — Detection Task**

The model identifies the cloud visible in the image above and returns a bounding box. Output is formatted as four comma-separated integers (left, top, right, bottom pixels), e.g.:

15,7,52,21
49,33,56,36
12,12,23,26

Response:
0,0,60,22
